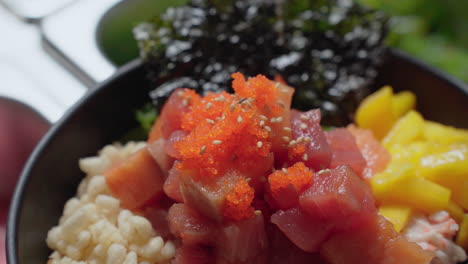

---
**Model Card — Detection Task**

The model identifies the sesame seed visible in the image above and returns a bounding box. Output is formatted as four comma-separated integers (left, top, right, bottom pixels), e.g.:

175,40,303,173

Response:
300,123,308,130
270,117,276,123
212,140,222,145
206,119,215,124
275,82,280,89
206,102,213,110
214,95,225,102
257,141,263,148
283,136,291,142
239,98,247,104
302,153,308,161
237,116,243,123
277,101,285,108
182,99,188,106
254,210,262,216
230,104,236,111
259,120,265,127
318,169,330,175
297,136,304,143
304,137,311,143
246,178,252,182
199,146,207,154
259,115,268,121
289,140,297,147
282,168,288,174
264,126,272,132
283,127,291,132
281,88,289,93
177,91,184,96
276,116,283,123
300,114,309,121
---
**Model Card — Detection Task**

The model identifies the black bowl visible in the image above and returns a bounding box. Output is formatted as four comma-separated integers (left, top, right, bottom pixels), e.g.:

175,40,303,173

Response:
7,49,468,264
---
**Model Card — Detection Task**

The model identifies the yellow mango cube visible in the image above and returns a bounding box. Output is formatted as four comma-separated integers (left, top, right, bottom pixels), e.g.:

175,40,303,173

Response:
392,91,416,119
451,182,468,210
383,110,424,148
389,142,429,165
419,144,468,188
456,214,468,251
424,121,468,144
387,176,451,214
379,204,412,232
447,200,464,224
371,163,415,202
355,86,395,140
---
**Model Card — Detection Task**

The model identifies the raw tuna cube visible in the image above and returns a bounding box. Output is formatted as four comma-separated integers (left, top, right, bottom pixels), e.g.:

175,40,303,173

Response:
325,128,366,176
180,170,241,223
167,204,217,246
159,88,198,139
163,163,184,202
171,246,214,264
165,130,189,159
271,207,332,252
320,215,434,264
299,165,375,229
147,138,175,176
216,214,268,264
290,109,331,171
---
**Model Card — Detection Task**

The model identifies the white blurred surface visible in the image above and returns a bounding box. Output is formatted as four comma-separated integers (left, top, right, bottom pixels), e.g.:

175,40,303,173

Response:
0,5,86,122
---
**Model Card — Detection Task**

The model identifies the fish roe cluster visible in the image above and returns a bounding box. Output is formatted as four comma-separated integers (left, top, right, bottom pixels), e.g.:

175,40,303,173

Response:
175,76,274,180
268,162,314,198
223,178,255,221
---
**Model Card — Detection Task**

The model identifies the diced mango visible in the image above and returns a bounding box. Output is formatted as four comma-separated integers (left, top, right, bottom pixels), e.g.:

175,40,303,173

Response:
451,182,468,210
419,145,468,187
379,204,412,232
355,86,395,140
456,214,468,251
383,111,424,148
387,177,451,214
371,163,415,202
392,91,416,119
447,200,464,224
424,121,468,144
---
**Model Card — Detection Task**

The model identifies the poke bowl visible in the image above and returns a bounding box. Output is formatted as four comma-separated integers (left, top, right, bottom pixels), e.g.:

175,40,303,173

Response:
7,0,468,263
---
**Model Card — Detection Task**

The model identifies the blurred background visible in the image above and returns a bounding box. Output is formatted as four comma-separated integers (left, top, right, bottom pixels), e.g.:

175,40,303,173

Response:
0,0,466,263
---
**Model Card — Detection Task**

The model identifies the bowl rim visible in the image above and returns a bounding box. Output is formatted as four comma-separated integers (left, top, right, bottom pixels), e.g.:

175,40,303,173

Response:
6,48,468,263
6,59,141,264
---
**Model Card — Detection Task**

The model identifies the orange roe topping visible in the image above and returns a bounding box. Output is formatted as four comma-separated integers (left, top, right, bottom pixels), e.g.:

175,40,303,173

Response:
268,162,314,197
231,72,282,116
288,142,306,160
174,75,274,180
223,178,255,221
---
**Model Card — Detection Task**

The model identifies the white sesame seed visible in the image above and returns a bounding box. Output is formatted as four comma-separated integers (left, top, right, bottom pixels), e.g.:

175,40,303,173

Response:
199,146,207,154
259,120,265,127
264,126,272,132
230,104,236,111
283,127,291,132
300,123,308,130
214,95,225,102
276,116,283,123
259,115,268,121
206,119,215,124
289,140,297,147
212,140,222,145
282,168,288,174
270,117,276,123
297,136,304,143
302,153,308,161
246,178,252,182
257,141,263,148
277,101,285,108
206,102,213,110
275,82,280,89
237,116,243,123
304,137,311,143
177,91,184,96
182,99,188,106
281,88,289,93
300,114,309,121
283,136,291,142
254,210,262,216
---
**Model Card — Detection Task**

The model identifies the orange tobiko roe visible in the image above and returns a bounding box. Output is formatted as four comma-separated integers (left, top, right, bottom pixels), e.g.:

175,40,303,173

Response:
175,74,276,180
223,178,255,221
231,72,283,117
268,162,314,198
